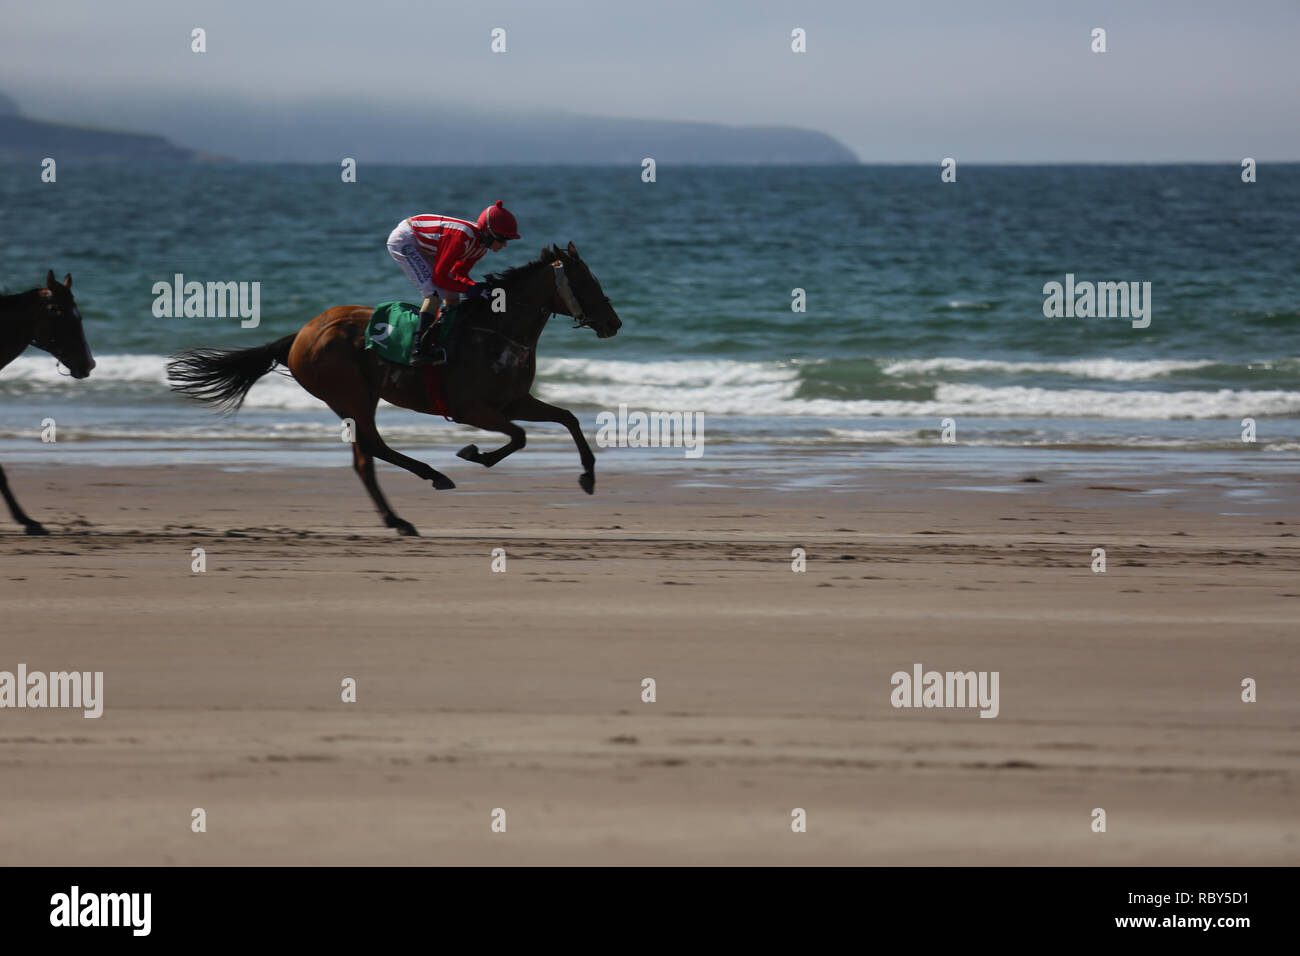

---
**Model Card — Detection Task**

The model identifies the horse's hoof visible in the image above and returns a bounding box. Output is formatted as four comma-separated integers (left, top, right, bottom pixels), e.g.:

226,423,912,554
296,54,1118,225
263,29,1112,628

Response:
387,517,419,536
24,523,49,536
579,473,595,495
431,474,456,491
457,444,479,462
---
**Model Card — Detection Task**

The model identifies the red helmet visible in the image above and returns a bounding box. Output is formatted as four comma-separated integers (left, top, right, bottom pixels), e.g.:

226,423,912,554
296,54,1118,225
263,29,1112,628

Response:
477,200,520,241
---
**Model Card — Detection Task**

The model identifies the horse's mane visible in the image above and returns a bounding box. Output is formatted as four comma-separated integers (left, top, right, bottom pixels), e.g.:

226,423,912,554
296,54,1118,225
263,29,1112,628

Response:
483,255,554,288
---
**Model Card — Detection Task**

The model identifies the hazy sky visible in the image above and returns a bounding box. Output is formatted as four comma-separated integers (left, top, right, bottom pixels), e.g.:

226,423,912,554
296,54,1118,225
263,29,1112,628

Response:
4,0,1298,161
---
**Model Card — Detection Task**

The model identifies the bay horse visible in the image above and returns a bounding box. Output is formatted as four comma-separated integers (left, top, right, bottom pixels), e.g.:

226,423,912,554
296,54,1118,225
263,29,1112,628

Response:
0,271,96,535
168,243,621,536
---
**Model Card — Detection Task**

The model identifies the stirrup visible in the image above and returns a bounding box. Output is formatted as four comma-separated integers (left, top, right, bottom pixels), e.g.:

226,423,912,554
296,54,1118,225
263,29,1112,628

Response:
411,345,447,367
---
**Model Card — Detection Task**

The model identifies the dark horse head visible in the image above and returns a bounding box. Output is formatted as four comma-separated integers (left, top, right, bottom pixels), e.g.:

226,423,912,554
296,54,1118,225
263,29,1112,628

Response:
548,243,622,339
30,271,95,379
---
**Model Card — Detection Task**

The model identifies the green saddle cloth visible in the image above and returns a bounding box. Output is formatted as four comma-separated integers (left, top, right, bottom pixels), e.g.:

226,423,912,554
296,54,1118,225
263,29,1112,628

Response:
365,301,466,365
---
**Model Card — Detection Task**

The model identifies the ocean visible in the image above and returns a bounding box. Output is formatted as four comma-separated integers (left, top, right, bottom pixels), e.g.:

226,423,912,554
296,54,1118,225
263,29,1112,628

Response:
2,163,1297,475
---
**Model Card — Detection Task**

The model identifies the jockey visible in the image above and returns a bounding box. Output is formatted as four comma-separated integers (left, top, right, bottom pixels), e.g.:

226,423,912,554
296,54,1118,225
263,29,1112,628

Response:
386,200,520,364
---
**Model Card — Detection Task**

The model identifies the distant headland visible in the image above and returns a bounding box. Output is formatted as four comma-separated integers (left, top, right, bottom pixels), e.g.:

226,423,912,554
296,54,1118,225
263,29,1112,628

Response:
0,93,225,163
0,92,858,165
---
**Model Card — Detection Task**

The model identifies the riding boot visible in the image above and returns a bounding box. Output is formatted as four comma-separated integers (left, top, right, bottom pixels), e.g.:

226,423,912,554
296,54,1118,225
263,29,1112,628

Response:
410,298,447,366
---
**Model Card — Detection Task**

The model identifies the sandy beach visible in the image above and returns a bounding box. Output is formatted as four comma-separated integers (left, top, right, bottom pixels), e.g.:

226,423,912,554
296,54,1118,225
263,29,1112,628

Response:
0,456,1297,865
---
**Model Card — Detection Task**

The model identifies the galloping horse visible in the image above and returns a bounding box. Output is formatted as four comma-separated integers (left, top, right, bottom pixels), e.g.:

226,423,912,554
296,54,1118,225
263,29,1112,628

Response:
0,271,96,535
168,243,621,535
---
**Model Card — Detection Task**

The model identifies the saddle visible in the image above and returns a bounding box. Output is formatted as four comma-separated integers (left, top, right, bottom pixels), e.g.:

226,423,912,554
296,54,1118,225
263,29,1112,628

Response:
365,301,465,367
364,301,464,420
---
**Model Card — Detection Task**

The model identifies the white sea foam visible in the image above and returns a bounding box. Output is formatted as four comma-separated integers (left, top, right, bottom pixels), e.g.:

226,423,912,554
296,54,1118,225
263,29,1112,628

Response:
540,356,793,386
1,353,171,384
4,354,1298,420
536,379,1300,420
878,357,1226,381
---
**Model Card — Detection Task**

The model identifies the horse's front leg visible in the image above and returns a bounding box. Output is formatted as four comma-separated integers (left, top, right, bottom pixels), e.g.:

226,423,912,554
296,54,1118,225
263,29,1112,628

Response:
454,401,527,468
504,394,596,495
0,464,49,535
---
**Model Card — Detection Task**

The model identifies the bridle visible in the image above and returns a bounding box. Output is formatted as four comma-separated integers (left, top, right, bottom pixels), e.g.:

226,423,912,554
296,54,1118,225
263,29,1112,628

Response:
552,258,613,332
551,260,590,328
35,288,82,376
469,258,607,352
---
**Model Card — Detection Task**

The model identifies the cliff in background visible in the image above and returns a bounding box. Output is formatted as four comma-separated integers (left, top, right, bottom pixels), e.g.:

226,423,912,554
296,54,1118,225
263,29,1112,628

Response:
0,94,219,163
0,93,858,165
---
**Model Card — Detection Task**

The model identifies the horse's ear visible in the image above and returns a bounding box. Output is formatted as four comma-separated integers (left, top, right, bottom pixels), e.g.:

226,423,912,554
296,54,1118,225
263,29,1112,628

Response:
567,241,580,259
551,243,565,260
541,246,553,262
63,273,72,289
46,270,57,289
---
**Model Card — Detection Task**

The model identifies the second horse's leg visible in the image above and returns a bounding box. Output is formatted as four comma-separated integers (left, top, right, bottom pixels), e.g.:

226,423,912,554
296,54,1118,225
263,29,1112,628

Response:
0,463,49,535
505,394,596,495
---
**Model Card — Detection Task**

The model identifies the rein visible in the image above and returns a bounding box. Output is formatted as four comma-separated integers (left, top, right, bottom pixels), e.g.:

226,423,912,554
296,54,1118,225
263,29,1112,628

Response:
469,325,533,353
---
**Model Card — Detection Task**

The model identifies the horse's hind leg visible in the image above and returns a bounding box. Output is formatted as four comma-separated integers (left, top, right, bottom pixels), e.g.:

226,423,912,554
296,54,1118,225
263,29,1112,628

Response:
351,443,419,537
351,416,455,492
0,464,48,535
505,394,597,495
336,409,454,535
454,402,526,468
289,313,451,534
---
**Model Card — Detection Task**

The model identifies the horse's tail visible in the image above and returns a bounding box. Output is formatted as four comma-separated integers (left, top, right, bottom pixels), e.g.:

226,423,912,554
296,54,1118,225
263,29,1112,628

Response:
167,333,297,413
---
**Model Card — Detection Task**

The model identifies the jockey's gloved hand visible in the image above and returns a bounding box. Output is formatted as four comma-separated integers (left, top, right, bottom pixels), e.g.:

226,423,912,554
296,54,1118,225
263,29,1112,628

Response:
468,283,492,300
